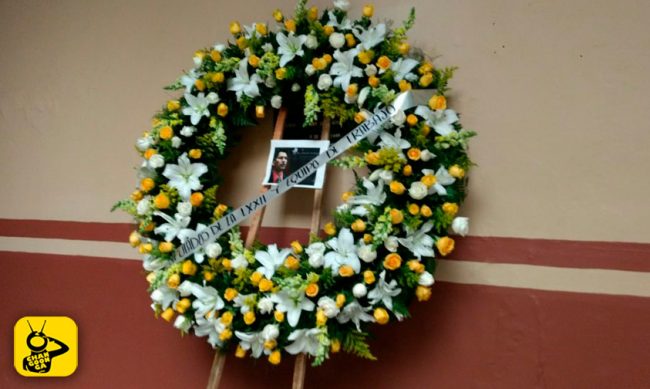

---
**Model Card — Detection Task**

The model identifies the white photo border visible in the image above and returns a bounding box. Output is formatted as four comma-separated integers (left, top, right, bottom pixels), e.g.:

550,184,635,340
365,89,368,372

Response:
263,139,330,189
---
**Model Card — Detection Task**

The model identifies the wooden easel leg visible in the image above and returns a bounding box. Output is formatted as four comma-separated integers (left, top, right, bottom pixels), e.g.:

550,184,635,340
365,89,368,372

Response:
292,354,308,389
206,352,226,389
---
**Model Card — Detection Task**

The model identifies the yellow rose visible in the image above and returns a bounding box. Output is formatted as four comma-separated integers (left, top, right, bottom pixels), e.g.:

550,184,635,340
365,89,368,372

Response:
167,274,180,289
351,219,366,232
368,75,380,88
188,148,202,159
224,288,238,301
419,73,433,87
323,54,333,64
442,202,459,216
235,345,247,358
158,241,173,253
364,151,381,165
160,307,175,322
407,260,425,273
284,255,300,270
419,62,434,74
402,164,413,176
316,309,327,326
236,36,248,50
204,271,215,281
421,124,431,136
354,112,367,123
345,33,356,47
217,103,229,117
130,190,144,201
346,83,358,96
374,307,389,324
284,19,296,32
377,55,391,70
166,100,180,111
190,192,204,207
358,50,374,64
264,339,277,350
363,270,376,284
194,79,206,91
383,253,402,270
221,258,232,270
259,278,274,292
323,25,334,36
448,164,466,178
389,209,404,224
330,339,341,353
416,285,432,301
144,148,156,160
243,311,256,325
229,21,241,35
129,231,141,247
182,260,197,276
341,191,354,202
273,9,283,22
363,4,374,17
221,311,234,325
268,350,281,365
176,298,191,314
339,265,354,277
406,114,418,126
428,95,447,111
335,294,346,308
213,203,228,218
139,243,153,254
363,233,373,244
275,67,287,80
250,271,263,285
210,50,222,62
436,236,455,256
256,23,268,35
312,57,327,70
398,42,410,55
408,203,420,215
290,240,303,254
398,79,411,92
305,283,319,297
211,72,225,83
421,174,437,187
274,310,285,322
248,54,260,67
420,204,433,218
407,148,421,161
323,222,337,236
389,181,406,195
219,329,233,341
308,6,318,21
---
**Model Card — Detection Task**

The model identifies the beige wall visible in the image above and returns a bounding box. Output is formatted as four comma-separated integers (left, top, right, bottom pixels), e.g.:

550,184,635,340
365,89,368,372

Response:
1,0,649,243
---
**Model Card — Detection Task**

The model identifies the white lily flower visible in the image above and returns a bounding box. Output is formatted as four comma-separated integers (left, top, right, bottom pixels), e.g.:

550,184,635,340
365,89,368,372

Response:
452,216,470,236
336,300,375,331
390,57,419,82
176,202,192,217
185,282,225,319
144,154,164,170
384,236,399,252
285,328,322,356
271,289,315,327
162,153,208,200
136,135,153,152
306,242,326,268
367,271,402,311
350,205,370,217
182,92,215,125
332,0,350,11
235,330,266,358
420,149,436,161
227,59,262,101
231,253,249,270
153,211,193,243
150,285,178,310
180,69,200,92
378,128,411,158
353,23,386,51
242,23,262,39
195,314,226,348
257,296,275,314
233,293,257,314
348,178,386,206
324,228,361,274
398,222,435,259
390,109,406,127
357,242,377,263
174,315,192,332
422,167,456,196
330,48,363,91
276,32,307,67
255,244,291,279
368,169,394,184
136,196,152,216
143,254,169,272
326,10,353,29
414,105,459,136
357,86,370,107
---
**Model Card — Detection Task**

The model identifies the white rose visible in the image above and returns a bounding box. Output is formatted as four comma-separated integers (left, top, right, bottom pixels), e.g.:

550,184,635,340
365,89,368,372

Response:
193,54,203,67
353,283,368,298
262,43,273,52
357,243,377,263
418,271,435,286
206,92,219,104
176,202,193,217
180,126,196,137
364,64,377,77
350,205,369,217
420,149,435,162
317,74,332,90
292,83,301,92
213,44,225,52
271,95,282,109
318,296,340,318
305,64,316,76
174,315,192,332
171,136,182,148
384,236,399,252
333,0,350,11
262,324,279,340
148,154,165,169
452,217,469,237
329,33,345,49
390,110,406,126
336,203,350,213
136,136,152,152
136,197,151,215
265,75,277,88
205,243,222,258
306,242,326,268
257,297,275,314
408,181,428,200
305,34,318,49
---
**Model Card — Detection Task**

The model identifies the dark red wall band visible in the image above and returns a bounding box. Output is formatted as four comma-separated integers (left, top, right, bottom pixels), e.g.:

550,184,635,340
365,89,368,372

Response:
1,218,649,272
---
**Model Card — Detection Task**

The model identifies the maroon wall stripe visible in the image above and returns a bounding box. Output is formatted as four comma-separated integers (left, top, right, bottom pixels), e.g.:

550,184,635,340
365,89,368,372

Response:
1,251,648,388
1,218,649,272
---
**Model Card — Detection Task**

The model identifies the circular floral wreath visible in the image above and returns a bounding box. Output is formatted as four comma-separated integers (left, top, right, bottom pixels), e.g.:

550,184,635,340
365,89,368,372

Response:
114,0,475,366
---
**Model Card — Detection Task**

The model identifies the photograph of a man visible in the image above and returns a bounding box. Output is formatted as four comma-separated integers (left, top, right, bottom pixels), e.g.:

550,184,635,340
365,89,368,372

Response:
263,140,330,189
269,150,289,183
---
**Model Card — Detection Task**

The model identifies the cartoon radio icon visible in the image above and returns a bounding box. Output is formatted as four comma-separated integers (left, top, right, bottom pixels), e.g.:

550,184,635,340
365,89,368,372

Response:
22,320,70,373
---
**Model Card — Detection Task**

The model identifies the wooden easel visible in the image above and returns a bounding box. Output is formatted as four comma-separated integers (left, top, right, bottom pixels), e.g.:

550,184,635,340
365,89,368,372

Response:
206,108,330,389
